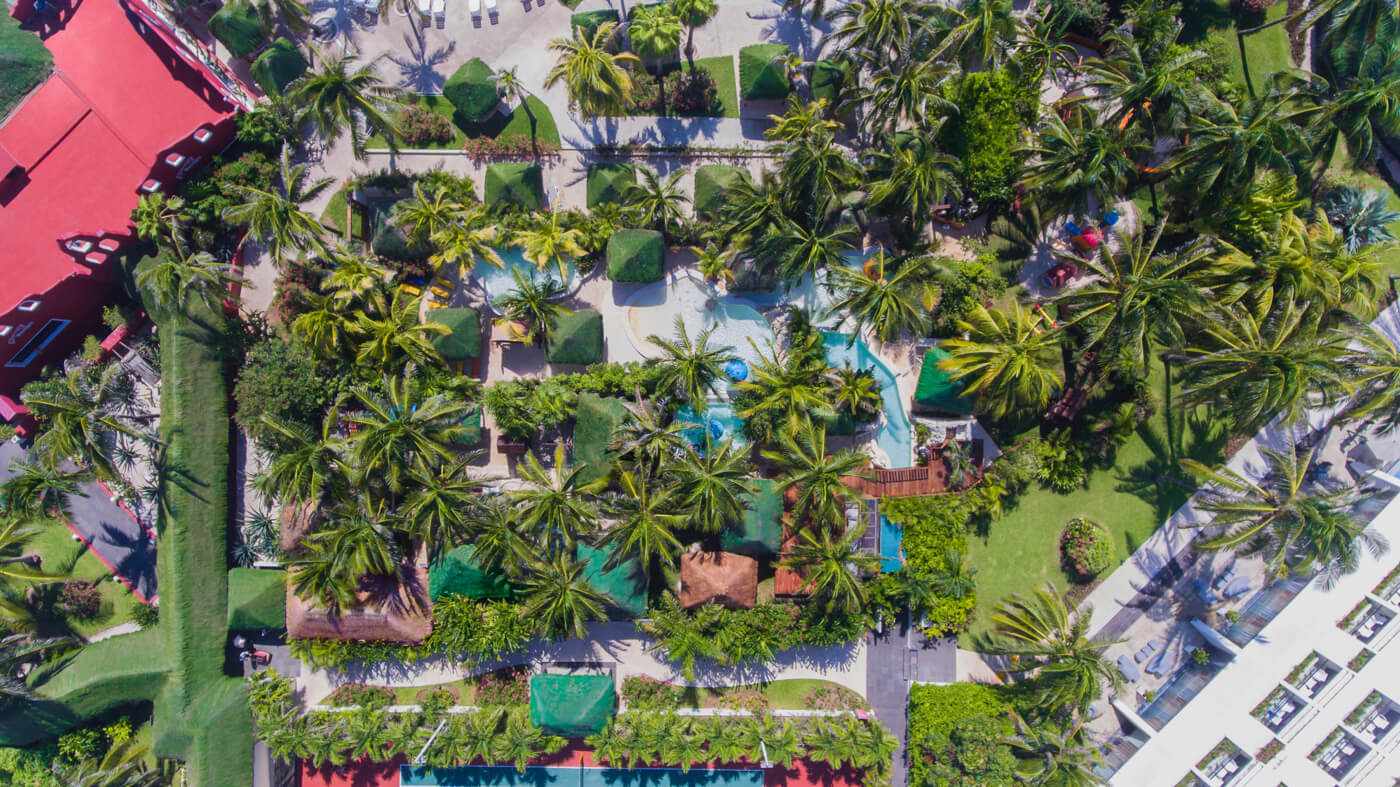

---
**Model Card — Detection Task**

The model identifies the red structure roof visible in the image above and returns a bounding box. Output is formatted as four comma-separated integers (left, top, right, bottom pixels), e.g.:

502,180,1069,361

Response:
0,0,238,417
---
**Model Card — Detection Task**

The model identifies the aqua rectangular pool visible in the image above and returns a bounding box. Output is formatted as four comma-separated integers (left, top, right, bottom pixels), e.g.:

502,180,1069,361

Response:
400,765,766,786
878,514,904,573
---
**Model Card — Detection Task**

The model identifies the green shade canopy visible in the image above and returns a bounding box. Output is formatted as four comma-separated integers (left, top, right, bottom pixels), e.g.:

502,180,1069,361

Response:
738,43,791,100
721,478,782,558
568,8,620,41
576,543,647,618
913,347,973,416
443,57,500,124
529,674,616,737
429,307,481,361
693,165,750,219
485,162,545,210
249,37,307,96
209,0,266,59
429,544,514,601
226,568,286,630
586,163,636,208
606,229,664,282
547,309,605,365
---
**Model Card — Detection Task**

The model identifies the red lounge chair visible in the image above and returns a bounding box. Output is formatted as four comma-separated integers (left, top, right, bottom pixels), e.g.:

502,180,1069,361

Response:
139,179,162,194
84,252,108,266
1044,261,1079,289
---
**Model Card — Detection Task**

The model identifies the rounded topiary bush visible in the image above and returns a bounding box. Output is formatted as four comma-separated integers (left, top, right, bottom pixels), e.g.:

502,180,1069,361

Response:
547,309,604,365
606,229,665,282
1060,517,1112,580
249,37,307,96
442,57,501,124
738,43,791,101
484,162,545,210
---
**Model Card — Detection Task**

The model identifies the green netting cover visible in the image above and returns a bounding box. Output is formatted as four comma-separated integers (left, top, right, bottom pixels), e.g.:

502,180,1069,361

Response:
443,57,500,124
209,0,266,59
430,307,481,361
529,674,616,736
693,165,749,219
914,347,973,415
250,37,306,96
586,163,636,208
606,229,664,282
721,478,783,558
809,60,844,106
573,393,627,485
738,43,790,100
576,543,646,618
429,544,514,601
226,568,286,630
485,162,545,211
456,407,483,447
547,309,604,365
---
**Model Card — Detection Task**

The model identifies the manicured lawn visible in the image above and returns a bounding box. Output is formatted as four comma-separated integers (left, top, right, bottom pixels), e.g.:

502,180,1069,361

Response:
674,679,868,710
692,56,739,119
963,364,1228,642
320,183,366,240
370,94,561,150
26,523,144,640
392,679,477,705
1181,0,1292,89
0,13,52,119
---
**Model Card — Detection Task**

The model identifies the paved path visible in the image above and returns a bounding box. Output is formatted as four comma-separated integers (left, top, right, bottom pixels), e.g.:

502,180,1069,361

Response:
299,620,866,706
0,440,158,604
864,618,956,787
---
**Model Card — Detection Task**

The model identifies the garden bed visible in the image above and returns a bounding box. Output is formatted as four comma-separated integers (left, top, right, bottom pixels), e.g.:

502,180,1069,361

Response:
25,524,144,640
368,94,560,150
607,56,740,119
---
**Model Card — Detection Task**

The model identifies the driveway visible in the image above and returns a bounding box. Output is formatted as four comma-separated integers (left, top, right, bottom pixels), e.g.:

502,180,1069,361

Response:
865,617,956,787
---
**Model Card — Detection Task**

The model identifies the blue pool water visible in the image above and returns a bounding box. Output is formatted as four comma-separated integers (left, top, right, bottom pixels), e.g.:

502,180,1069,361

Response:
820,331,912,468
401,765,765,786
879,514,904,572
676,401,746,449
737,250,873,321
471,246,577,311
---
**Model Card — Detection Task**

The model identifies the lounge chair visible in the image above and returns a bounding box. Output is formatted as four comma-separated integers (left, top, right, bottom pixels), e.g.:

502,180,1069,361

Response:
1376,716,1390,730
1116,655,1140,682
430,0,444,26
1222,576,1250,599
1212,565,1236,591
469,0,480,17
1133,639,1158,663
486,0,497,17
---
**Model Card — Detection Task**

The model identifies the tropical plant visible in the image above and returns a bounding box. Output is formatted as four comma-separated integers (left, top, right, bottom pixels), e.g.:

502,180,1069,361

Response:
826,252,939,342
0,632,73,702
628,3,682,66
288,52,403,157
350,288,450,374
1080,29,1208,128
669,441,753,535
936,0,1018,67
494,270,568,346
940,302,1064,420
249,0,310,35
1020,104,1143,216
321,248,392,304
432,210,504,276
347,376,467,493
402,458,486,562
513,211,587,281
52,739,162,787
0,460,87,521
601,469,685,593
495,66,543,144
23,366,143,481
392,182,462,244
762,218,859,285
763,422,867,529
546,22,641,116
1163,84,1314,201
1324,186,1400,252
867,135,962,230
825,0,919,63
647,316,736,409
1006,712,1102,787
224,144,333,264
672,0,718,69
782,521,879,616
1343,324,1400,432
860,56,955,136
521,554,608,639
624,168,690,239
610,397,688,476
254,415,344,505
509,444,603,555
130,193,188,248
691,242,736,287
828,367,882,422
735,339,835,439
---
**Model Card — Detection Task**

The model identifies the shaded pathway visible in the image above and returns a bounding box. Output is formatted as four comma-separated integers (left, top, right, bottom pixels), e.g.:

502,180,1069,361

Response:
865,619,956,787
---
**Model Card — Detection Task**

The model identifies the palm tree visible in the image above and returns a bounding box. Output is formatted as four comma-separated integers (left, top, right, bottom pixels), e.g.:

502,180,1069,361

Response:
521,554,607,639
0,517,62,624
224,144,332,264
513,212,587,281
1344,324,1400,432
782,521,879,616
321,249,391,304
23,366,142,480
510,444,603,555
601,469,685,594
1223,209,1380,320
494,270,567,347
1182,444,1388,587
860,56,955,136
1163,84,1314,201
347,376,467,493
1316,0,1399,82
0,460,87,520
672,0,718,70
937,0,1017,67
1020,105,1143,216
867,136,961,231
625,169,690,239
288,506,403,612
828,367,882,423
290,291,355,359
289,52,402,157
825,0,918,63
735,340,835,440
392,182,462,244
432,213,503,276
1007,713,1102,787
253,416,344,505
1325,186,1400,251
648,316,736,409
1294,60,1400,169
670,442,752,535
931,548,977,600
471,499,537,579
974,584,1122,711
940,303,1064,420
136,248,242,313
764,218,858,285
610,397,688,475
1080,30,1208,128
1015,10,1079,86
402,458,486,562
53,739,162,787
350,289,450,374
1,632,73,702
629,3,682,70
1053,220,1215,371
1179,302,1353,433
546,22,641,116
130,193,187,248
691,242,736,288
249,0,310,35
763,422,866,530
778,131,859,212
826,252,938,343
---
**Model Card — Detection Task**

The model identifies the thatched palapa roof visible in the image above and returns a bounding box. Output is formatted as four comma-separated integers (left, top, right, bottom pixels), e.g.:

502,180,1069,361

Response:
678,550,757,610
286,558,433,643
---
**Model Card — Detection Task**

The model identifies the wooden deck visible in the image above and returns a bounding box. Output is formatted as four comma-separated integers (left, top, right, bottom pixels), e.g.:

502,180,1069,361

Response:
843,441,984,499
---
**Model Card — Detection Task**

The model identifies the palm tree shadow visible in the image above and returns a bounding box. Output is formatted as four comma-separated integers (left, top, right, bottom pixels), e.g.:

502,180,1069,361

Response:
388,26,454,93
1116,410,1227,523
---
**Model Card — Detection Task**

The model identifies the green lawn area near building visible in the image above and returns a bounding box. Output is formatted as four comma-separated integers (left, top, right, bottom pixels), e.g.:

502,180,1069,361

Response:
1324,142,1400,279
26,524,144,640
369,94,560,150
963,365,1229,642
320,183,366,240
0,13,53,120
393,679,478,705
1181,0,1292,88
692,56,739,119
671,679,868,710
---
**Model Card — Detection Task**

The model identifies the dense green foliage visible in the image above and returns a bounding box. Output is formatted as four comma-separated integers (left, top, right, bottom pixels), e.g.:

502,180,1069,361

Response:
908,683,1016,786
606,228,665,282
483,362,662,442
233,338,327,449
692,165,750,219
208,0,267,59
443,57,501,124
485,162,546,211
289,597,534,669
1059,517,1112,579
738,43,791,100
0,13,51,119
547,309,605,365
940,69,1036,205
572,392,629,485
642,597,865,678
250,38,307,96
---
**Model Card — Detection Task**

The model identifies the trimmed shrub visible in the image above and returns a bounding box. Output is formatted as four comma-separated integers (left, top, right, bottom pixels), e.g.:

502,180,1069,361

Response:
547,309,605,365
587,163,637,208
606,229,665,282
908,683,1015,787
249,37,307,97
1060,517,1112,579
484,162,545,211
227,568,287,630
209,0,267,59
442,57,500,124
809,59,845,106
234,339,326,450
738,43,791,100
58,582,102,620
693,165,749,219
573,393,628,485
569,8,620,41
397,104,456,146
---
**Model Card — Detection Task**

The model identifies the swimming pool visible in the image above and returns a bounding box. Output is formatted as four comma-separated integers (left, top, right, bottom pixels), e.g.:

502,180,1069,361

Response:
400,764,765,786
470,246,578,313
879,514,904,572
623,273,777,370
676,401,746,449
738,250,873,323
820,331,912,468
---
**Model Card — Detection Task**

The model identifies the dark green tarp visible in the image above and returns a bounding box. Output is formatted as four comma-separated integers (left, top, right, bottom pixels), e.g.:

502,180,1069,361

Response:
576,543,646,618
430,307,481,361
913,347,973,415
721,478,783,558
429,544,514,601
529,674,616,736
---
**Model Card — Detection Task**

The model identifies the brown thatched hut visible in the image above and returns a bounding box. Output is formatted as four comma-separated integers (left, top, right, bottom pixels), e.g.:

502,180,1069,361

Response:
678,550,757,610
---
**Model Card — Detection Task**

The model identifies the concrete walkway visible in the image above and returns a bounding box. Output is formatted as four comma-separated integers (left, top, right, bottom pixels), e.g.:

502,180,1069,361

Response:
298,620,866,706
0,440,158,604
863,619,956,787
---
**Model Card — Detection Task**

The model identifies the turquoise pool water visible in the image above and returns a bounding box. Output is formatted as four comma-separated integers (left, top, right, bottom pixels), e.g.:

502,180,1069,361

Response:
676,402,746,448
401,764,765,786
879,514,904,572
738,250,872,321
820,331,912,468
471,246,577,311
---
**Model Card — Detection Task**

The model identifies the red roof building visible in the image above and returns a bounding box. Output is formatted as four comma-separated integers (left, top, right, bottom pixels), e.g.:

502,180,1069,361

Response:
0,0,250,424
